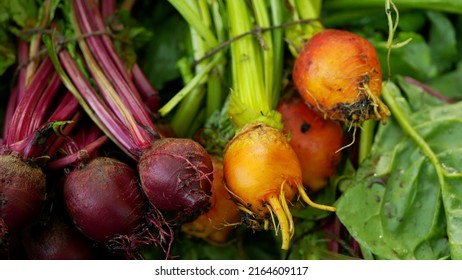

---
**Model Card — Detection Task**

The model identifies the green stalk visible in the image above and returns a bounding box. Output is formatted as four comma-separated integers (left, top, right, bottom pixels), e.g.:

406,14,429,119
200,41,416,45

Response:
159,52,223,117
167,0,225,137
168,0,218,48
170,1,209,136
187,108,206,137
252,0,273,106
358,120,377,163
381,82,445,188
295,0,323,38
229,0,266,112
227,0,281,130
205,0,226,118
206,67,222,120
286,0,323,57
270,0,284,107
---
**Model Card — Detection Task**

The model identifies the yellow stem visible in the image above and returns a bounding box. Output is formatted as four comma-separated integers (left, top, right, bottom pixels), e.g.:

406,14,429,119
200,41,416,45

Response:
267,195,291,250
297,184,336,212
279,181,294,237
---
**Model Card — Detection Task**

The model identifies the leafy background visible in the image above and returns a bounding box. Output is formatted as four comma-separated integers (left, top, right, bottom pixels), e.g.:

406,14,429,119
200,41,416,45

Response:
2,0,462,259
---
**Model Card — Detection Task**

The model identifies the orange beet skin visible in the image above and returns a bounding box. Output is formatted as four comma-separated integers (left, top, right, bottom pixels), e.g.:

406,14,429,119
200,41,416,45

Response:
277,96,344,191
293,29,389,125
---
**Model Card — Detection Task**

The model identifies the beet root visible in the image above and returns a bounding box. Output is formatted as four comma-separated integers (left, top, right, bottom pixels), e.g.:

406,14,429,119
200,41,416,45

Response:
63,157,144,243
22,211,98,260
138,138,214,219
0,154,46,234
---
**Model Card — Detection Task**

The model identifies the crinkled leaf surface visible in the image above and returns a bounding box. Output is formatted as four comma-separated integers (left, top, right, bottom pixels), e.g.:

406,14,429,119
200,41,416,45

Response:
336,87,462,259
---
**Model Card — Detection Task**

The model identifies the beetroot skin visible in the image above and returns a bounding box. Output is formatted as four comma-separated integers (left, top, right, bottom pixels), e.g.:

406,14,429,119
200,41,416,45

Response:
138,138,213,217
0,154,46,234
63,157,144,243
22,212,98,260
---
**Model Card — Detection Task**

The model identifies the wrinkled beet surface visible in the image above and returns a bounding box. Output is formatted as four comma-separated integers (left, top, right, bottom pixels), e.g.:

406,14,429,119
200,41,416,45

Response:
63,157,144,243
0,154,46,234
138,138,213,217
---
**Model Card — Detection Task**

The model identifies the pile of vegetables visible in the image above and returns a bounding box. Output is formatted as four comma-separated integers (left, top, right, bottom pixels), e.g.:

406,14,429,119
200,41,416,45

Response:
2,0,462,260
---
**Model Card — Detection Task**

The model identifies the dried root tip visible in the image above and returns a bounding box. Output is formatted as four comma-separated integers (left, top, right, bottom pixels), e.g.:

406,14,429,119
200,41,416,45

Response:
365,84,390,124
297,183,336,212
267,195,292,250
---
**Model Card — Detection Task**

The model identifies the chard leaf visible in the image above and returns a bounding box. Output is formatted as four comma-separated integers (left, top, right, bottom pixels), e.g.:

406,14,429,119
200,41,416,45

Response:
426,11,457,73
336,82,462,259
428,61,462,100
6,0,38,28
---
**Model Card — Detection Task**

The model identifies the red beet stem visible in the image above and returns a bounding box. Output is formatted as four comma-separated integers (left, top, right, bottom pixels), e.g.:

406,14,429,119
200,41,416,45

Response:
100,0,117,20
2,40,29,140
74,0,157,134
98,0,161,115
131,63,161,115
15,39,29,102
57,49,141,157
45,0,214,220
7,57,56,144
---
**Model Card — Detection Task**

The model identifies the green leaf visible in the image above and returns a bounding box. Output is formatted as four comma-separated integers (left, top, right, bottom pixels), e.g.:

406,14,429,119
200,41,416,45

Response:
396,76,447,112
6,0,38,28
172,229,281,260
426,11,458,73
0,27,15,76
428,61,462,100
398,12,427,32
135,1,189,90
324,0,462,15
336,84,462,259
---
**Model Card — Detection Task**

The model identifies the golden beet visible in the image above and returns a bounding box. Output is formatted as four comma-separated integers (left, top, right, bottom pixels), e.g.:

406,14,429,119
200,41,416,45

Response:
293,29,390,125
277,95,344,191
223,123,335,250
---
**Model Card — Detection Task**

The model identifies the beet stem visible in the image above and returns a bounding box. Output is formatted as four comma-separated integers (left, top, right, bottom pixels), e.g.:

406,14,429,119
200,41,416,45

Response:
74,0,158,134
7,57,56,144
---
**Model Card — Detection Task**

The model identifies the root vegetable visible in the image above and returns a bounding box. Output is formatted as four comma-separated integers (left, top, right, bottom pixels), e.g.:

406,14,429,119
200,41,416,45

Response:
22,211,98,260
63,157,144,244
292,29,390,125
45,0,215,220
277,95,344,191
223,123,335,250
138,138,213,219
0,155,46,234
181,155,241,244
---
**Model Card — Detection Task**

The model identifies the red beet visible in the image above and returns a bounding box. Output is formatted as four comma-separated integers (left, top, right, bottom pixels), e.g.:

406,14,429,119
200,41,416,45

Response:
22,212,98,260
0,154,46,234
63,157,144,243
49,1,215,223
138,138,213,219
